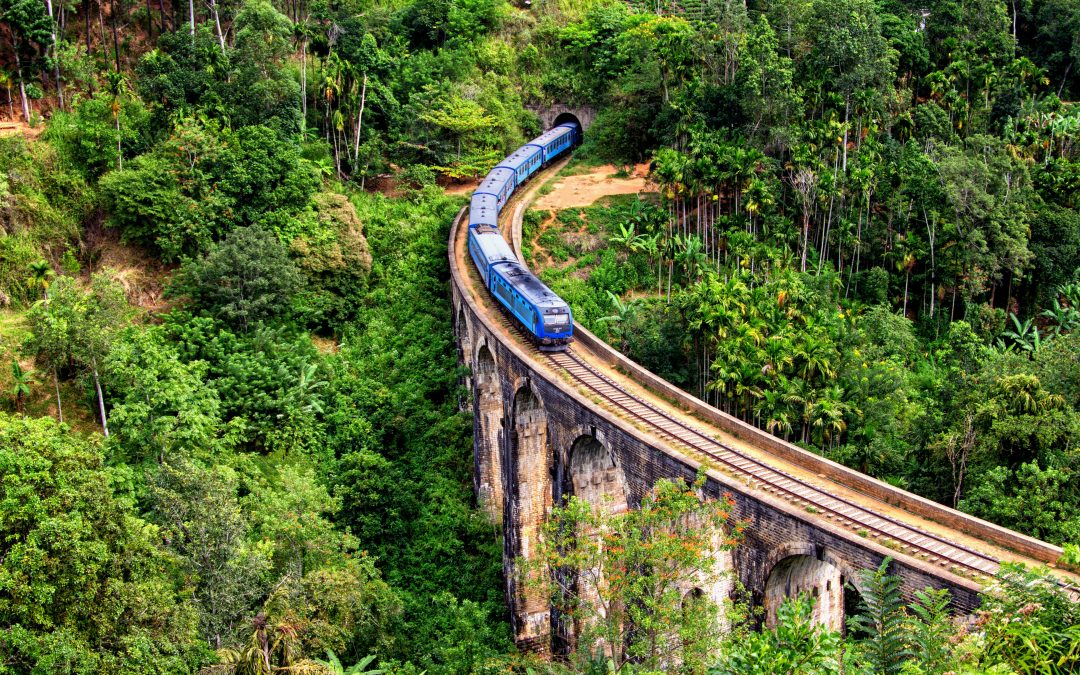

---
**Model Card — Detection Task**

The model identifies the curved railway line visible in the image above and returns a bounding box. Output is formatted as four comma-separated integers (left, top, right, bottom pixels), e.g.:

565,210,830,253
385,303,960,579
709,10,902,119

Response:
454,155,1079,599
547,348,1004,581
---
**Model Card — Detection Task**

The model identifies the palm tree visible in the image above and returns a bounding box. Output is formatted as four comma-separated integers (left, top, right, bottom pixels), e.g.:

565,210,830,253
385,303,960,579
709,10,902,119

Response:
218,611,321,675
997,374,1065,415
793,334,836,383
27,260,55,302
756,388,794,439
810,386,849,452
782,378,816,445
9,360,32,413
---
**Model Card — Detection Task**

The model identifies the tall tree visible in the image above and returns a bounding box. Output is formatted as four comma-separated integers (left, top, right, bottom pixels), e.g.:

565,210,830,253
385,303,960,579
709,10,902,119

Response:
804,0,896,170
0,0,52,122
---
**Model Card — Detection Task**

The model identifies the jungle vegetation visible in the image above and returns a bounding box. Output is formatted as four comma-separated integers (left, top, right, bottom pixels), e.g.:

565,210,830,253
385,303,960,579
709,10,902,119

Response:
1,0,1078,671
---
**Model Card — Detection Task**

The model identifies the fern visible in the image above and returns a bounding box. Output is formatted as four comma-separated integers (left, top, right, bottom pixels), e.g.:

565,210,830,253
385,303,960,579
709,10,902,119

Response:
908,587,954,675
847,558,912,674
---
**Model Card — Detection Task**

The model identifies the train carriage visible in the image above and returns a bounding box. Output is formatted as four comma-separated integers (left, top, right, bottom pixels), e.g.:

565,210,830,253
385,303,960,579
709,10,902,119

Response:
528,123,578,164
465,121,579,351
475,167,517,212
497,145,544,185
467,225,517,284
469,193,499,229
489,262,573,350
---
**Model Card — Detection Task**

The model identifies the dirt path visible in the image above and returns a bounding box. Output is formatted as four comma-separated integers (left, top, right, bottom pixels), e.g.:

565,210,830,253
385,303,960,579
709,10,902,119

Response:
532,163,652,211
0,121,44,140
525,163,656,269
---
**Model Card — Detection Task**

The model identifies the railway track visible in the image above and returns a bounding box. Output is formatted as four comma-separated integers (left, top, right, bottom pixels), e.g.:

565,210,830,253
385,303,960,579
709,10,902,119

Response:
481,293,1003,582
548,346,1005,582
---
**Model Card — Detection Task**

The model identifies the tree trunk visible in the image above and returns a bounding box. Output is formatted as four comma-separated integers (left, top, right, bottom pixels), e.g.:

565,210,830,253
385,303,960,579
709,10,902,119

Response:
98,1,107,61
110,0,121,74
800,212,809,272
14,50,31,123
300,37,307,118
189,0,195,36
209,0,225,53
903,269,910,317
53,365,63,423
352,72,367,163
842,100,850,172
92,361,109,437
145,0,155,40
115,111,123,169
46,0,65,110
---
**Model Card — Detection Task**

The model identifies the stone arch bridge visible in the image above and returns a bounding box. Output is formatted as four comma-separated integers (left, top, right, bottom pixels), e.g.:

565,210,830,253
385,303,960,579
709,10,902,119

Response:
449,196,1069,652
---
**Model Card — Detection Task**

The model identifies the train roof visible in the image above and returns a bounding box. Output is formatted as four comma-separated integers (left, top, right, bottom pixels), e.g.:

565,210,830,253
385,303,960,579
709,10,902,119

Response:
476,167,515,196
470,225,516,264
472,193,498,211
528,125,575,148
494,262,569,310
497,144,542,171
470,193,498,226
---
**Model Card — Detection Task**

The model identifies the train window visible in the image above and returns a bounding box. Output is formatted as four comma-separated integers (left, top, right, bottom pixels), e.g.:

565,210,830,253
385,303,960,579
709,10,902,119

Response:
543,313,569,329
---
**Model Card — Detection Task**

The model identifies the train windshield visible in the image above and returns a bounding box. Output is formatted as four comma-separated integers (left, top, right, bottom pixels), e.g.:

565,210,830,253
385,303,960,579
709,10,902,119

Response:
543,312,570,329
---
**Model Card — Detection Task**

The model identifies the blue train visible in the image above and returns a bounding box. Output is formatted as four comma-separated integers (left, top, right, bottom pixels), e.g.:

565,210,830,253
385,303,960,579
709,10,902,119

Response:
466,122,579,351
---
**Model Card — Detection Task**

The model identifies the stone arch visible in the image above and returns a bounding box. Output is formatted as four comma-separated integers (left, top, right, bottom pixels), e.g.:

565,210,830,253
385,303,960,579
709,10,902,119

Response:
508,382,553,649
526,104,597,132
566,433,627,514
473,343,502,520
763,546,848,632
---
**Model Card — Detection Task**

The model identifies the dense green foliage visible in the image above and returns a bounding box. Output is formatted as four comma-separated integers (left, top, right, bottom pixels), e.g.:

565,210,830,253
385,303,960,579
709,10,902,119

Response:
2,0,1078,670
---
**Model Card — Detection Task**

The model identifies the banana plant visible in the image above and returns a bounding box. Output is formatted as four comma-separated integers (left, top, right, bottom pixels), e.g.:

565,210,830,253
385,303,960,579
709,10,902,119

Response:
1002,312,1042,353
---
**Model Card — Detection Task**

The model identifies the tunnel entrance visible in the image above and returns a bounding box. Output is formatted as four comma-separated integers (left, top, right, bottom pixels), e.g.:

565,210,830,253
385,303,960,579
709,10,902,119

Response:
552,112,583,138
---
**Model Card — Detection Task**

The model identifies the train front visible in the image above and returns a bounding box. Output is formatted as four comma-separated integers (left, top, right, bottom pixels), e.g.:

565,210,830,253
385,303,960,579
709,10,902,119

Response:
537,301,573,350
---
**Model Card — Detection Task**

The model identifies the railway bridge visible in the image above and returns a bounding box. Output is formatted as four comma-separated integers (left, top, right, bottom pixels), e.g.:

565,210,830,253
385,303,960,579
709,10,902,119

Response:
449,169,1070,653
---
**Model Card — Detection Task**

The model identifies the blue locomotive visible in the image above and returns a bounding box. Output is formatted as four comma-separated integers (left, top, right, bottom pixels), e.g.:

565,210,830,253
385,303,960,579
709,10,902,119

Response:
466,122,579,351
